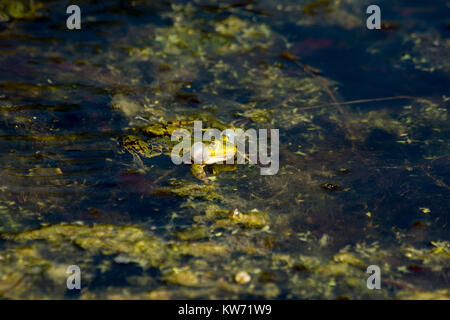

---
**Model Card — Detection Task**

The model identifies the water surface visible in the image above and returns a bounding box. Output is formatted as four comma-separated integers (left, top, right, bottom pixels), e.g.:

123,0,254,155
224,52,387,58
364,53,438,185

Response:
0,0,449,299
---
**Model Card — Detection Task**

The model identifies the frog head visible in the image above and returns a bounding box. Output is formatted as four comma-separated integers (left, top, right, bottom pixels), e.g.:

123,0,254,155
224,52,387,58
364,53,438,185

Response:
191,136,236,165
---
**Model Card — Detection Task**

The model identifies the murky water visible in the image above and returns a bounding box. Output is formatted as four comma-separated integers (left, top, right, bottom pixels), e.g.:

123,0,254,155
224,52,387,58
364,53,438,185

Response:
0,0,449,299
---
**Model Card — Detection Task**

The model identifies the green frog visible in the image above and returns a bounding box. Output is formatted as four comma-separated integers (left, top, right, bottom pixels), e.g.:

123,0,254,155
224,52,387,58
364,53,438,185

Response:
189,136,238,181
120,119,242,181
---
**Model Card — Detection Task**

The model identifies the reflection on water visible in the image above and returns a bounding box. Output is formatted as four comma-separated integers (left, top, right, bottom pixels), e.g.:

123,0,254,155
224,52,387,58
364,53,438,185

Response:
0,0,448,299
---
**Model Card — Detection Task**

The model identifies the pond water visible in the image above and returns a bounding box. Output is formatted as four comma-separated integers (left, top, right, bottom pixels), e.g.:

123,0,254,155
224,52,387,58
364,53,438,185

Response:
0,0,449,299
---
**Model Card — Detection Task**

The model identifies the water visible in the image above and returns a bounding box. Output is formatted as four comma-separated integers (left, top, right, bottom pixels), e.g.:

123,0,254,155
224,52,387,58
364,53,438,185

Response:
0,0,448,299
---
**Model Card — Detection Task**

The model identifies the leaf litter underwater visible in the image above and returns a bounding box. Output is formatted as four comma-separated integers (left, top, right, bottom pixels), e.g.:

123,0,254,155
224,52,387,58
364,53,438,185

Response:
0,0,448,299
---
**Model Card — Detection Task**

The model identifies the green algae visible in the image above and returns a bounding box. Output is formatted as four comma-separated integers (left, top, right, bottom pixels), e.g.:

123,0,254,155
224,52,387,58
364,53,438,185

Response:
396,289,450,300
239,108,272,123
301,0,334,15
0,246,57,299
0,0,44,21
213,209,270,229
332,252,367,269
175,226,210,241
162,268,200,287
194,205,270,230
404,241,450,272
1,222,449,299
3,224,168,268
175,241,229,257
293,0,363,30
152,12,274,58
400,33,450,73
156,179,222,201
114,3,335,132
0,202,22,233
0,223,229,298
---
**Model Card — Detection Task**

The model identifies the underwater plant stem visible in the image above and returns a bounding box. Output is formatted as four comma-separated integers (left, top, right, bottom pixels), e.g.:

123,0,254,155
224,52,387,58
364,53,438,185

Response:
298,95,416,111
421,166,450,191
293,60,361,153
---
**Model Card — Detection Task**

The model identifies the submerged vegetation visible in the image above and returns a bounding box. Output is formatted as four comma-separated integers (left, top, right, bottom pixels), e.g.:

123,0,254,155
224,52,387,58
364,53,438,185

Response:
0,0,44,21
0,0,449,299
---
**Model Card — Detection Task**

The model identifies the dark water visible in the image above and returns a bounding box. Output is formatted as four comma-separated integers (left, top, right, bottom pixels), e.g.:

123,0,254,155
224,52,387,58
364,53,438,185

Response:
0,0,449,299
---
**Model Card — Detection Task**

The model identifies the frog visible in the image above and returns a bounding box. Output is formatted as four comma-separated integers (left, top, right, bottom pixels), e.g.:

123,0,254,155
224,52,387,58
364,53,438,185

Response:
120,134,175,169
189,135,239,181
121,120,194,158
120,119,244,181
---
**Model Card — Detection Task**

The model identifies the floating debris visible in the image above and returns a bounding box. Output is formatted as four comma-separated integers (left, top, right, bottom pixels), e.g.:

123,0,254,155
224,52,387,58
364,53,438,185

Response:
234,271,251,284
320,182,341,191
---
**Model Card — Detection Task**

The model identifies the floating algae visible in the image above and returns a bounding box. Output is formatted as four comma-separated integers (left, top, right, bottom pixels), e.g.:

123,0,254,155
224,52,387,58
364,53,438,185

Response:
400,32,450,73
194,205,270,230
0,0,44,21
155,179,222,201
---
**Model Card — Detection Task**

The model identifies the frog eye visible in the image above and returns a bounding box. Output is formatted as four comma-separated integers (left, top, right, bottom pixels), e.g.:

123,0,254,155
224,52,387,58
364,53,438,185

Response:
222,129,235,144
